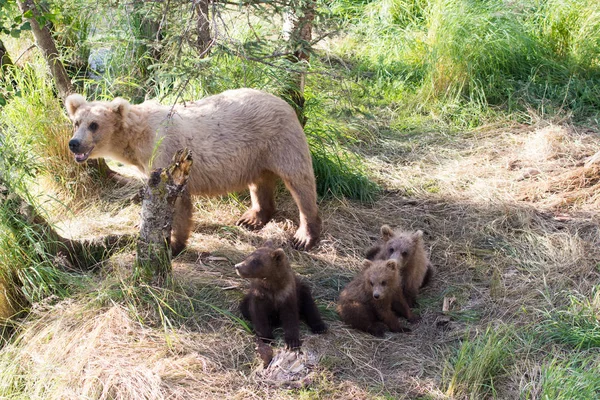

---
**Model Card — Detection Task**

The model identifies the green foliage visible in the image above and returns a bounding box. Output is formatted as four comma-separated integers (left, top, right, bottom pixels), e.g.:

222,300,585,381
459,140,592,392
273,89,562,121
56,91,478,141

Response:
330,0,600,126
443,325,514,399
540,287,600,349
0,136,78,309
531,353,600,399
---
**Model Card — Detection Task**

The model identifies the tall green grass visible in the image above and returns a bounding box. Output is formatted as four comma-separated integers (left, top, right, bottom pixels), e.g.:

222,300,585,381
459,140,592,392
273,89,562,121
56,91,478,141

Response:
526,353,600,399
443,326,514,399
540,286,600,349
330,0,600,126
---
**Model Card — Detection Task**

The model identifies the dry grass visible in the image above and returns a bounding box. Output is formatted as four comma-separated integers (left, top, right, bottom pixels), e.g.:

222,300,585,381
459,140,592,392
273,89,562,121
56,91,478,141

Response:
2,122,600,398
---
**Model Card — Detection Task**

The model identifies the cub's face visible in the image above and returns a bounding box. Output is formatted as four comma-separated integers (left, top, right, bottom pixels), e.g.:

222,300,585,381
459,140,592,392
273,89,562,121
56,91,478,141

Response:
235,247,286,279
362,259,398,301
379,225,423,265
65,94,129,163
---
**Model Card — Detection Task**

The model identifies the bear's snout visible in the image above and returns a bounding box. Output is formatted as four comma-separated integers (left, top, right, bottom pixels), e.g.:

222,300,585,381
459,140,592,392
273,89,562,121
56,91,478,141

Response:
68,138,81,153
373,292,381,300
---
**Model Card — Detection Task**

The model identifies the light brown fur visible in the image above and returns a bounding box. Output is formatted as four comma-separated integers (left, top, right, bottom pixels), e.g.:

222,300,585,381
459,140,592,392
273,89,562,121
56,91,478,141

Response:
65,89,321,253
366,225,433,307
336,259,415,337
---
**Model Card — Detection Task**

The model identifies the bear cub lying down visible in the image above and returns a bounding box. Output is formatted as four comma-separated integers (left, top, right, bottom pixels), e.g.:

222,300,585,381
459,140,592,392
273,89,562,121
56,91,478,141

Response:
235,243,327,352
366,225,434,307
337,259,418,337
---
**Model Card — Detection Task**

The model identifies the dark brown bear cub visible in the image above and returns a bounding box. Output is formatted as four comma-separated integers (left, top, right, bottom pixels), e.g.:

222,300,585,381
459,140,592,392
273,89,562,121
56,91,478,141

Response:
236,244,327,351
366,225,434,307
336,259,416,337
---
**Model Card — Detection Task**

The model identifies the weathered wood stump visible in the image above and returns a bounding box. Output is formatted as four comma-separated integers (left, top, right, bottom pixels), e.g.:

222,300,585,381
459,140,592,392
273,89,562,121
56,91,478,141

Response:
135,148,193,285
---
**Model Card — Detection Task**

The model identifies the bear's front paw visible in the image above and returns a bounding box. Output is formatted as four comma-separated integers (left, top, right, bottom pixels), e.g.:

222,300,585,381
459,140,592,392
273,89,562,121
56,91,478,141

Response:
310,322,328,334
284,337,302,350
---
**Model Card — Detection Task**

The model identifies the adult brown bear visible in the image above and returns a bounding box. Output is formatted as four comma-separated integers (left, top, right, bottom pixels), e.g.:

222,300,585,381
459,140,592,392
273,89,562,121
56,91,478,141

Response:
65,89,321,254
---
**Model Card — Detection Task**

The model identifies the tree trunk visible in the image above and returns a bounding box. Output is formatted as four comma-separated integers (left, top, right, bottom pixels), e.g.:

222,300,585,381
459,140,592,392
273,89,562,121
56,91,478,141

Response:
283,1,316,126
136,148,193,285
17,0,73,101
0,39,13,71
194,0,212,57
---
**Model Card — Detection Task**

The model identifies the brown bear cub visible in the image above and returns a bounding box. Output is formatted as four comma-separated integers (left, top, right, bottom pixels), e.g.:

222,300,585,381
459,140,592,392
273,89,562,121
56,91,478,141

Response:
366,225,434,307
235,244,327,353
337,259,417,337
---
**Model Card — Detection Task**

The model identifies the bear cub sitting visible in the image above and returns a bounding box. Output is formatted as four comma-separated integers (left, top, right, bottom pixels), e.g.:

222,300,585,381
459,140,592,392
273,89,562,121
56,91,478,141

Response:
236,243,327,352
337,259,417,337
366,225,434,307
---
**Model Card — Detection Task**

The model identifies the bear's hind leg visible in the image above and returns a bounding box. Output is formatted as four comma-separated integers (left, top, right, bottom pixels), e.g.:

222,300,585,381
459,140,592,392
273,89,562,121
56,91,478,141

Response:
171,191,194,256
281,175,321,251
339,300,386,337
237,171,277,231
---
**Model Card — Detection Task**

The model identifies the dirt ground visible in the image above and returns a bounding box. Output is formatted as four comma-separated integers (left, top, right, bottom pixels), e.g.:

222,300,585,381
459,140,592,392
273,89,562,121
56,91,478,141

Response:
7,123,600,399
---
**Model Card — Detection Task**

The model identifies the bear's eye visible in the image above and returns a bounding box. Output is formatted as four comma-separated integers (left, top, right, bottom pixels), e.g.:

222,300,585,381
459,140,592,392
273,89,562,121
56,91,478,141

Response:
401,250,409,256
381,280,386,286
369,280,374,286
74,121,80,128
388,247,394,255
89,122,99,132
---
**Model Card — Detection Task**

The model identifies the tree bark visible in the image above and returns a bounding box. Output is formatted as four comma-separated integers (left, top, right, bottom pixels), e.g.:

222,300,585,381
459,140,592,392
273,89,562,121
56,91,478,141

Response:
283,0,316,126
17,0,73,101
136,148,193,285
194,0,212,57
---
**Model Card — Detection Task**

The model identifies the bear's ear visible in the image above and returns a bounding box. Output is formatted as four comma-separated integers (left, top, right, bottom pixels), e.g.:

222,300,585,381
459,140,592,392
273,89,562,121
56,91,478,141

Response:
110,97,130,118
380,225,394,241
271,248,286,264
385,260,397,271
361,259,373,270
65,94,86,118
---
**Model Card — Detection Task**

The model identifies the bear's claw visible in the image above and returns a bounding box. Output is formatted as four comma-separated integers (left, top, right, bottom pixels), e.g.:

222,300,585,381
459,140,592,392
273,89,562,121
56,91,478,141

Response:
291,231,318,251
236,209,272,231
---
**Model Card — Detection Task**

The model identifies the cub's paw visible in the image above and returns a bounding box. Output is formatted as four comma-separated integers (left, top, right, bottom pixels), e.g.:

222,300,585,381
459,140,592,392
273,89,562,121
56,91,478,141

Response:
284,337,302,350
310,322,328,334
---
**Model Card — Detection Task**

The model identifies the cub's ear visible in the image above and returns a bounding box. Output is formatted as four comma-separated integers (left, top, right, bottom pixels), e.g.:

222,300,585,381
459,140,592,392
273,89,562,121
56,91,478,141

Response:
110,97,130,118
65,94,86,118
413,230,424,240
361,259,373,270
380,225,394,241
271,248,287,264
385,260,397,271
